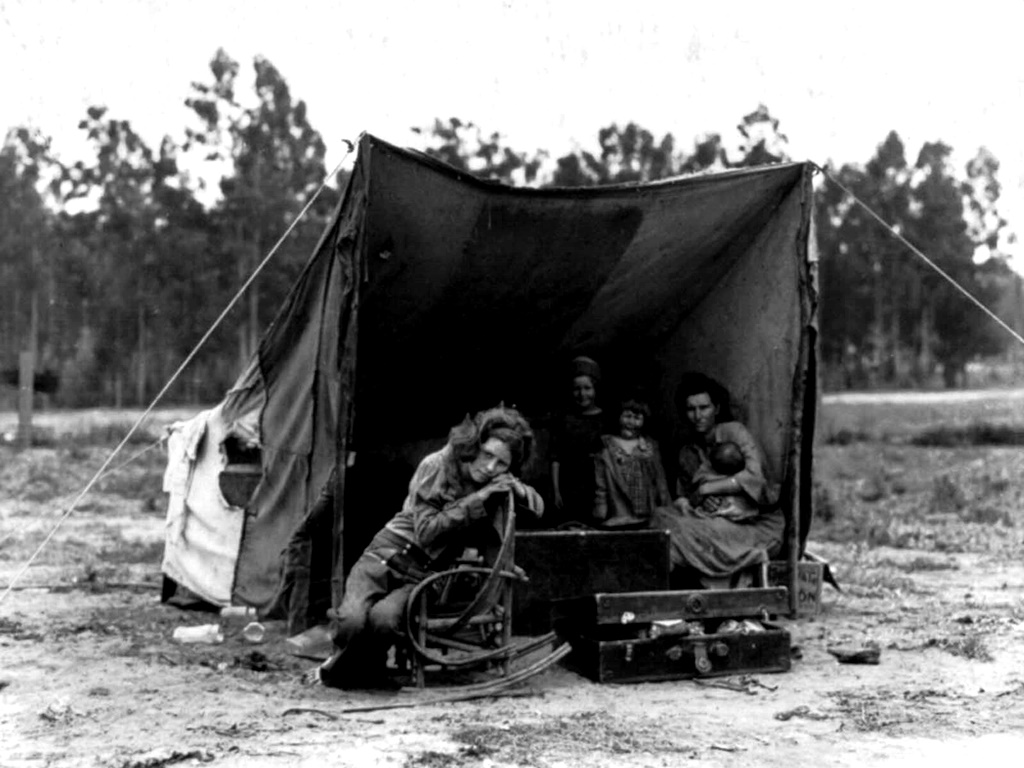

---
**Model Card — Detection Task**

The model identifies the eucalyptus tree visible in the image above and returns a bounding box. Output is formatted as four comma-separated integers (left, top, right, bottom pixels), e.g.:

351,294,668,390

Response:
186,49,329,368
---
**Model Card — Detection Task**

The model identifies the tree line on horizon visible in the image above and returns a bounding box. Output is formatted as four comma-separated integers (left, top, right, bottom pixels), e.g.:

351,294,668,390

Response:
1,49,1019,408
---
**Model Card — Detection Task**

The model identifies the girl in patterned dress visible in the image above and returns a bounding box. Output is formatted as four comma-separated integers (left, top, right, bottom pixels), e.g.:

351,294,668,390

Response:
592,396,672,529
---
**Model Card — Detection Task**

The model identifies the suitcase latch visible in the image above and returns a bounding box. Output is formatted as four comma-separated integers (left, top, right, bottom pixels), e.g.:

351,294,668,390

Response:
693,641,712,674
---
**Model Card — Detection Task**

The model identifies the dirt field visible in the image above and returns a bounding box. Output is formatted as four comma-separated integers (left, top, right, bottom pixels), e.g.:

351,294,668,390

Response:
3,395,1024,767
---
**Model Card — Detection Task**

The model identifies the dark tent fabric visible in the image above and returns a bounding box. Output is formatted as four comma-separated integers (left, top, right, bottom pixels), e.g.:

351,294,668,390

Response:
169,133,818,619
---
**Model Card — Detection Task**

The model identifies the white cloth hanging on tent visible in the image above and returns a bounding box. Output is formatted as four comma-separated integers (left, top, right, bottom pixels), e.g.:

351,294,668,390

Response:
162,405,247,605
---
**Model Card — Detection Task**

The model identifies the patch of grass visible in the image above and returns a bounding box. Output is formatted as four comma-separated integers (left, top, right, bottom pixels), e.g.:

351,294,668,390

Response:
903,556,959,572
910,422,1024,447
821,395,1024,445
99,537,164,564
875,556,960,573
63,424,161,448
19,454,69,500
0,616,25,635
927,634,994,662
94,460,165,498
929,474,966,515
403,751,466,768
0,616,44,641
29,428,59,448
827,689,919,732
842,569,922,596
824,427,875,446
959,505,1013,527
63,443,92,462
450,712,694,765
812,481,837,523
812,440,1024,556
977,472,1012,496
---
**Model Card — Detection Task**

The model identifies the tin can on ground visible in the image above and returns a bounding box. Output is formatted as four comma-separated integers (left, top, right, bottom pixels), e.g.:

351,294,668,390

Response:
241,622,266,643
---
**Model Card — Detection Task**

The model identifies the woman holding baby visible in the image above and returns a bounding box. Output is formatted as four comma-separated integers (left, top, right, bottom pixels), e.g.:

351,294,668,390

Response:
652,372,785,587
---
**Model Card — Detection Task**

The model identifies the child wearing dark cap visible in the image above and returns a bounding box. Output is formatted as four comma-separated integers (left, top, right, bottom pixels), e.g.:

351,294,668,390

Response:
550,356,607,526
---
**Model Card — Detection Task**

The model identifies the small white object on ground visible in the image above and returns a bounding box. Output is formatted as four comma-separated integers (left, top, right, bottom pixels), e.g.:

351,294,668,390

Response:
242,621,265,643
172,624,224,644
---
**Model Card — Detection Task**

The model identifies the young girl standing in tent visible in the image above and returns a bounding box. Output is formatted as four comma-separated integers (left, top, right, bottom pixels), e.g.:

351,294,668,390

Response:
591,395,672,529
549,356,607,527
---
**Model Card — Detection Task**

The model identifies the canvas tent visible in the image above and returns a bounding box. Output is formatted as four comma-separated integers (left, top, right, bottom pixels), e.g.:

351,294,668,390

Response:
161,133,818,626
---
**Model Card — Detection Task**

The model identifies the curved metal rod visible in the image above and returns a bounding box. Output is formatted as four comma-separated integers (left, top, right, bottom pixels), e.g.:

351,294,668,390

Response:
425,632,560,694
432,489,517,638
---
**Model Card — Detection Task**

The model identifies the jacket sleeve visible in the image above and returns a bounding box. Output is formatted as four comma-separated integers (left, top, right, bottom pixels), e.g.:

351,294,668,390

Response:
675,444,703,500
408,453,486,551
650,440,672,507
592,447,609,522
718,422,776,506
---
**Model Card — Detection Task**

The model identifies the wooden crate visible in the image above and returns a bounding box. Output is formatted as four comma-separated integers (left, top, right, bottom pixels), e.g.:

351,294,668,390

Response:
768,561,824,617
552,588,791,684
512,530,671,635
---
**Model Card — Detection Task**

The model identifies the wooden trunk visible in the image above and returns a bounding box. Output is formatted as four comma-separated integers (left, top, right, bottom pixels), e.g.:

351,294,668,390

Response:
552,588,792,684
768,561,823,617
512,530,671,635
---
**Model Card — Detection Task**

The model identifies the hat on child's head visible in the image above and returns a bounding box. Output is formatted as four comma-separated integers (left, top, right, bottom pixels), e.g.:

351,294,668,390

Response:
571,356,601,383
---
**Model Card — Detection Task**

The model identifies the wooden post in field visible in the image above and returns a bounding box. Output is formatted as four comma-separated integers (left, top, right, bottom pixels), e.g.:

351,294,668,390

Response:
17,349,34,448
17,292,39,449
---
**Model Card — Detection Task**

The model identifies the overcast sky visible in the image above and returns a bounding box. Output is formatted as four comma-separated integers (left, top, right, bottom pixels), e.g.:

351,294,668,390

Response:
3,0,1023,264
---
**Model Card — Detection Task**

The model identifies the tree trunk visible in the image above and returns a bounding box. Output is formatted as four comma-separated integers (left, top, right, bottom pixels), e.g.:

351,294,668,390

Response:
17,350,34,448
943,359,964,389
17,295,39,448
29,289,38,365
237,255,249,368
919,303,934,382
2,265,10,362
248,242,260,360
235,221,249,370
870,256,884,387
45,263,56,377
889,282,902,384
136,302,147,406
11,283,21,364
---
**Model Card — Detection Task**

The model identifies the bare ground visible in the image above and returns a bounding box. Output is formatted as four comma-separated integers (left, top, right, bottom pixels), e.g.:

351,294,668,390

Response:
3,403,1024,767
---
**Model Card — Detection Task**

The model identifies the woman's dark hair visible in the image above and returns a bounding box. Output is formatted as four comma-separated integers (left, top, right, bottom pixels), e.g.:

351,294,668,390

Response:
448,406,534,473
675,372,734,422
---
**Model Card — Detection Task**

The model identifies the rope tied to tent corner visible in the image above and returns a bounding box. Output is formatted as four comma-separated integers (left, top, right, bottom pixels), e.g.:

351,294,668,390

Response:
817,165,1024,352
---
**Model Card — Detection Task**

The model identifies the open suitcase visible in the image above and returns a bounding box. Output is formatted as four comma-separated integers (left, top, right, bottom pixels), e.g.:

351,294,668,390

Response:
551,587,792,683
